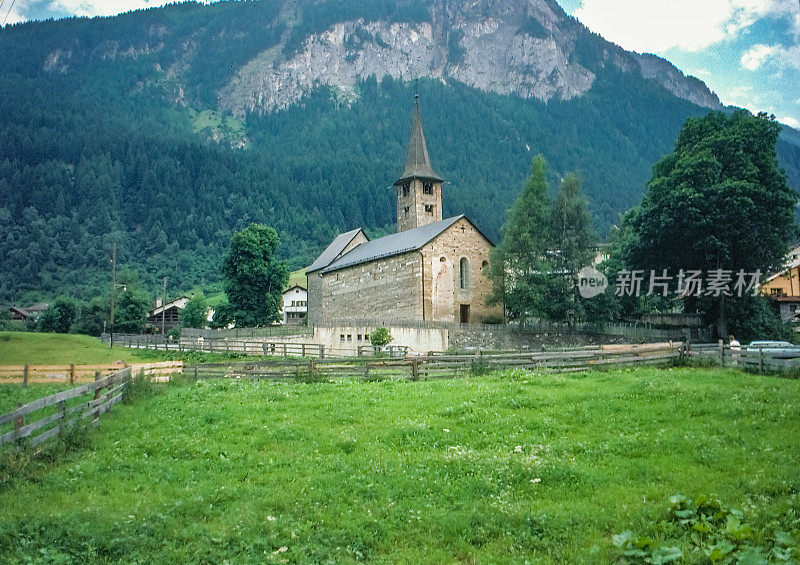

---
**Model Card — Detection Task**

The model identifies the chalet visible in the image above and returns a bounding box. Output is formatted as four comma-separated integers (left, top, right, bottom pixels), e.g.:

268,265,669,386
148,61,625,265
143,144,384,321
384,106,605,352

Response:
8,303,49,321
281,285,308,325
147,297,189,333
761,244,800,322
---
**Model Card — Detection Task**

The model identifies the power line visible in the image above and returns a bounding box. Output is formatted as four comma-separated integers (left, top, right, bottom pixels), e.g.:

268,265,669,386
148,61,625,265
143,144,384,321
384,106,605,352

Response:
2,0,19,26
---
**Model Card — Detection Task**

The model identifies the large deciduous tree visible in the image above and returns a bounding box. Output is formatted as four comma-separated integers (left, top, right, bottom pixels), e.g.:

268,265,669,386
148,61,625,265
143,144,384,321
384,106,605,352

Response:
39,296,78,333
221,224,289,327
180,293,209,329
626,110,797,338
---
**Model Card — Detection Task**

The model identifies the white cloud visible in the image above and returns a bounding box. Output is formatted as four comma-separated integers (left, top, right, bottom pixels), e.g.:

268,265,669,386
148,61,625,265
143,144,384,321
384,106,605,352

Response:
780,116,800,128
2,1,27,25
689,68,712,79
741,43,779,70
574,0,798,53
718,85,770,115
46,1,181,18
741,43,800,71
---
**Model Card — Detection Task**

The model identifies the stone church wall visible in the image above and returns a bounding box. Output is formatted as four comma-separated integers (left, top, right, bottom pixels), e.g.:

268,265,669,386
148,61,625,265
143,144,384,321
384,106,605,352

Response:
320,252,423,321
306,274,323,326
422,217,501,323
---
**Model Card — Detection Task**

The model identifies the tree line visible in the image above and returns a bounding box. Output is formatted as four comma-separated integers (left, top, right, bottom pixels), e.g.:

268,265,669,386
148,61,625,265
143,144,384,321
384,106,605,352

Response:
490,110,797,342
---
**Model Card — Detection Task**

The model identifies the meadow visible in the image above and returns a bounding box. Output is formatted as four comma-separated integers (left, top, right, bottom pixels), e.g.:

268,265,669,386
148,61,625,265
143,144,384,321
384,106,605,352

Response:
0,366,798,563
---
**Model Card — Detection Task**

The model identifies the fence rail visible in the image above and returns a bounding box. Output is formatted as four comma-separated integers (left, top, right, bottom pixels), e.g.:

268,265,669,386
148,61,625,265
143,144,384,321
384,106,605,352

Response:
309,319,708,341
688,342,800,374
182,326,313,339
0,361,182,385
102,334,326,358
0,367,131,451
184,342,684,381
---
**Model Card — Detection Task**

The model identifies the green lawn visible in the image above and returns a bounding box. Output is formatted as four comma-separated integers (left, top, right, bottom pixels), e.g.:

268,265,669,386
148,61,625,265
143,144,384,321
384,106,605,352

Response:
0,332,263,367
0,367,797,563
0,383,68,414
0,332,152,365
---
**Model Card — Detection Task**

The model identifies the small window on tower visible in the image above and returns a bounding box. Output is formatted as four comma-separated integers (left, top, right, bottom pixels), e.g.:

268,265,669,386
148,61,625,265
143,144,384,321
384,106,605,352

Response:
425,204,434,214
402,183,410,197
423,182,433,195
404,206,410,216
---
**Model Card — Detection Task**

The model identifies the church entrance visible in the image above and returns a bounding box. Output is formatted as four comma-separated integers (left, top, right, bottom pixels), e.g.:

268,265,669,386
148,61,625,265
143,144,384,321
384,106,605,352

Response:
459,304,470,324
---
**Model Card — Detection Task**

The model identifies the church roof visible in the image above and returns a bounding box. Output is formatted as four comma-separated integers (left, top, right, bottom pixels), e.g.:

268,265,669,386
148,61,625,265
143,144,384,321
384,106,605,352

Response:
307,228,366,273
321,215,471,274
394,98,444,185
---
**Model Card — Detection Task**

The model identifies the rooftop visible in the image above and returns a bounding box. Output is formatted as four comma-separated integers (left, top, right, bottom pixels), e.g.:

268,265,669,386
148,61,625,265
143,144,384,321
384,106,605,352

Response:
321,216,465,274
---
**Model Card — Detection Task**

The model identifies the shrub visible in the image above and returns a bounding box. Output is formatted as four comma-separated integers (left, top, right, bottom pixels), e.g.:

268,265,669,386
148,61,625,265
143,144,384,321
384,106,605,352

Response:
369,327,392,349
123,370,158,404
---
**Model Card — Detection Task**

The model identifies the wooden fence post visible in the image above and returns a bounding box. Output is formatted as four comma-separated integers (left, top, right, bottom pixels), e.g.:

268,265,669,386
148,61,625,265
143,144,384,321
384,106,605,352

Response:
194,365,199,380
301,344,306,357
319,345,324,359
363,363,370,379
14,402,23,435
262,343,268,356
309,358,316,374
93,371,101,425
70,363,76,386
283,343,288,357
23,364,29,387
759,348,764,373
718,339,725,367
411,359,419,381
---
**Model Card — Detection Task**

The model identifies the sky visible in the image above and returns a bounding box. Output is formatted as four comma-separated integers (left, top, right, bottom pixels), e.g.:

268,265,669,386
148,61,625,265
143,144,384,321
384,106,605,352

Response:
2,0,798,128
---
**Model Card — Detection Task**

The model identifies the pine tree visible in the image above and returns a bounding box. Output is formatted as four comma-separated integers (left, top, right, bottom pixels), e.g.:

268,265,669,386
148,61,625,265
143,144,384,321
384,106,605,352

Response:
487,155,551,320
544,173,597,322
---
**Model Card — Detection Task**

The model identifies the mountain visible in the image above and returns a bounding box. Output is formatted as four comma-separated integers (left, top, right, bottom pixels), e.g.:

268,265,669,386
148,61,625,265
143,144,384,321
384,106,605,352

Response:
0,0,797,304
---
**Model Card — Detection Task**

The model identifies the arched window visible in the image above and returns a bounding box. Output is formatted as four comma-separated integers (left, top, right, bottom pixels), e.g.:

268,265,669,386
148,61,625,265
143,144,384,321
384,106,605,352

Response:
459,257,470,290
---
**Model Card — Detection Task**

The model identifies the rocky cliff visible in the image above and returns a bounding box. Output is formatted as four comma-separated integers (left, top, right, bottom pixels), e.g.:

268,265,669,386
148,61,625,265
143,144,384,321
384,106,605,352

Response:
219,0,721,116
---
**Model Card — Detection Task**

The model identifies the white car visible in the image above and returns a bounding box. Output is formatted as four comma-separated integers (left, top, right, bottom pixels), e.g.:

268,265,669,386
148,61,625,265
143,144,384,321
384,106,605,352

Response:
745,341,800,359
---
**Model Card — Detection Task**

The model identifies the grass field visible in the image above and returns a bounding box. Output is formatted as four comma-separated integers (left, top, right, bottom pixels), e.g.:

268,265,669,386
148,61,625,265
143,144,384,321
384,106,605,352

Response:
0,332,157,365
0,331,270,368
1,367,798,563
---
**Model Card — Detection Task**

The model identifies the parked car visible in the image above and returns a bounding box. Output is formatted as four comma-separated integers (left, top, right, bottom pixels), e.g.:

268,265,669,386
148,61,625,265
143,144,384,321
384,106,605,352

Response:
744,341,800,359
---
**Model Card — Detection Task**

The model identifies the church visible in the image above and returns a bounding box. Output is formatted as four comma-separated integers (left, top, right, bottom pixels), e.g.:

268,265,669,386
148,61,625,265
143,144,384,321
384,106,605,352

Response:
306,97,501,325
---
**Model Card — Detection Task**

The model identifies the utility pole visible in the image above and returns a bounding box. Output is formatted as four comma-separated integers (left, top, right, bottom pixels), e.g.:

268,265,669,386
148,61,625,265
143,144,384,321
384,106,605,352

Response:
161,277,167,336
109,243,117,349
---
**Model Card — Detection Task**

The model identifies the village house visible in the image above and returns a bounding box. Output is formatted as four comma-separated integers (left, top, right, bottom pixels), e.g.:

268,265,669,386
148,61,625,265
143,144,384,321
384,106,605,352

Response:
307,97,501,325
761,244,800,322
281,284,308,325
147,297,189,333
7,303,49,321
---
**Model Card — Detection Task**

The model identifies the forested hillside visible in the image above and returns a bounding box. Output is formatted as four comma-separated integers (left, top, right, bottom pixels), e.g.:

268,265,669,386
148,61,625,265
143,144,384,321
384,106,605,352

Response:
0,0,798,304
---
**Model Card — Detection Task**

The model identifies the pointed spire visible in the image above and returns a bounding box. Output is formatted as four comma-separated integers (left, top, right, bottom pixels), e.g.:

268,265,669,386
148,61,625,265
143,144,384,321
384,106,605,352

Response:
394,94,443,185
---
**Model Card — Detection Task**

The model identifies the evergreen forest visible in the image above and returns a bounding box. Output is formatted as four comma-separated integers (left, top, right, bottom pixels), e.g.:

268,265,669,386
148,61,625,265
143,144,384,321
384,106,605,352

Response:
1,0,798,305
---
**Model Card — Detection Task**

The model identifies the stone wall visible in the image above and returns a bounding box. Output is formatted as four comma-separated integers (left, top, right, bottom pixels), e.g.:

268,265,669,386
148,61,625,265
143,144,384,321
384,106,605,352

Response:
421,217,501,323
307,230,368,325
315,325,447,355
397,178,442,232
447,327,633,351
306,273,323,326
320,252,423,321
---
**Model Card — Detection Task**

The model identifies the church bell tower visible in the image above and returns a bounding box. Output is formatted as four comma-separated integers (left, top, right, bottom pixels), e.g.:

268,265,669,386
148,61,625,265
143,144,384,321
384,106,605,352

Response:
394,95,444,233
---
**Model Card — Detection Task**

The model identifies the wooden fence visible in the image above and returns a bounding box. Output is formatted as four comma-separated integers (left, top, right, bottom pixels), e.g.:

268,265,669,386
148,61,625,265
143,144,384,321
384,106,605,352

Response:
185,342,684,381
0,361,183,385
0,367,131,452
102,334,326,358
688,342,800,374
